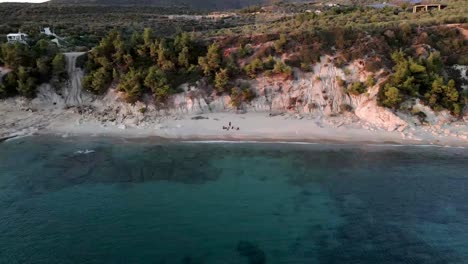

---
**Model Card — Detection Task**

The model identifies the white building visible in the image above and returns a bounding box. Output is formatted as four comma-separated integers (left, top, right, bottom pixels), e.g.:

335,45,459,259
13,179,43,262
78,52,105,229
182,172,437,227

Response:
6,32,28,44
41,27,58,38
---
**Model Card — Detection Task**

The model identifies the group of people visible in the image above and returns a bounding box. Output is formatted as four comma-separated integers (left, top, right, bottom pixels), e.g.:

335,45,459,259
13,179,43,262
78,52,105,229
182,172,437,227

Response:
223,122,240,131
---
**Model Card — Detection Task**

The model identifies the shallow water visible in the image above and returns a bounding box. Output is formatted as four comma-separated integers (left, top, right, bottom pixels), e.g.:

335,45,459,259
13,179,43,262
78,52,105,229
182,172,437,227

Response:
0,136,467,264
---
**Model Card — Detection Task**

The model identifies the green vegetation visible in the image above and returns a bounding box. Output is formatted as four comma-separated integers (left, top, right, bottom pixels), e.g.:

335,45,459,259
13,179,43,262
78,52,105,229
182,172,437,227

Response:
274,34,287,54
0,39,65,98
347,81,367,96
378,50,464,115
336,77,346,88
214,68,229,93
244,58,264,79
1,0,467,114
82,30,204,103
230,83,255,109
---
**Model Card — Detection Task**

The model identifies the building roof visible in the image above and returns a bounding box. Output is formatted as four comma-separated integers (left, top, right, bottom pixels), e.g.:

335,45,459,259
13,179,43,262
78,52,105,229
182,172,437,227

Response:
7,33,28,37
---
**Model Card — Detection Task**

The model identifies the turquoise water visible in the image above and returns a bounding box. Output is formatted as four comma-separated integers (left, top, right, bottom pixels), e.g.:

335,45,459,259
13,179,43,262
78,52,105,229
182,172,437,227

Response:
0,136,467,264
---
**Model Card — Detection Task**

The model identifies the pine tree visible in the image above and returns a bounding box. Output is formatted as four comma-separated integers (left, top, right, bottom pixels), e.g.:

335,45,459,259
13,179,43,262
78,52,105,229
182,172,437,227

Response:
16,66,36,98
144,66,171,102
178,47,190,68
214,68,229,93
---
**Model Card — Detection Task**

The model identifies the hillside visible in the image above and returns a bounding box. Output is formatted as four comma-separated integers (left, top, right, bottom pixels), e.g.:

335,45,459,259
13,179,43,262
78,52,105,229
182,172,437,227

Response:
50,0,267,10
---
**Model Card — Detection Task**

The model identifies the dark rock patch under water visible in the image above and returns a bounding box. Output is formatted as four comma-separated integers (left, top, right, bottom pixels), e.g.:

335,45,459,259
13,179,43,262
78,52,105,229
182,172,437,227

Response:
237,241,266,264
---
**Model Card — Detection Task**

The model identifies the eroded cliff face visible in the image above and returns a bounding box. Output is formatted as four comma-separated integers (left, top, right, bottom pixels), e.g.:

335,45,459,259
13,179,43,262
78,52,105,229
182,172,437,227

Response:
166,57,408,131
29,56,464,133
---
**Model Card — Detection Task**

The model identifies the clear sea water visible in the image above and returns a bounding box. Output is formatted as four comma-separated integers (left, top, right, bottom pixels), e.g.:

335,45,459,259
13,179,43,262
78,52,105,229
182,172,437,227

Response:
0,136,467,264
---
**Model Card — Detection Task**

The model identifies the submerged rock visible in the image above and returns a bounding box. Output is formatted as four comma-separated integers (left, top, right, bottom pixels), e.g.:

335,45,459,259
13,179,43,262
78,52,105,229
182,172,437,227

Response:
237,241,266,264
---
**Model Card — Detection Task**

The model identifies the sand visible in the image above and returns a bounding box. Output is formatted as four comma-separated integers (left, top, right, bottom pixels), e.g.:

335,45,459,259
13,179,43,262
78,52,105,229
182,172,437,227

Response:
1,98,466,147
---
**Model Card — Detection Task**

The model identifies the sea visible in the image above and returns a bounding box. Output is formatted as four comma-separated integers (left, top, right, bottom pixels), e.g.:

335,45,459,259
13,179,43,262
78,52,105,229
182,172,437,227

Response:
0,136,467,264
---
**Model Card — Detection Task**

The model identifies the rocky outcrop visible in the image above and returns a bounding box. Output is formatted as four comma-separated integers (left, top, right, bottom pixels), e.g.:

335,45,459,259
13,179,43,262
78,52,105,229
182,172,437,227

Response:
165,57,409,131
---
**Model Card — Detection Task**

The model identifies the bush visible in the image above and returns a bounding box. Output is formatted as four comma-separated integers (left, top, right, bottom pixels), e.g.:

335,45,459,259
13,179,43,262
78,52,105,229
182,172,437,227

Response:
272,60,292,77
379,85,403,109
238,44,253,58
379,50,464,114
83,67,112,94
274,33,287,54
336,77,346,87
365,75,375,87
144,66,172,102
347,81,366,95
244,58,264,79
52,53,67,79
214,68,229,93
230,83,255,109
118,68,143,103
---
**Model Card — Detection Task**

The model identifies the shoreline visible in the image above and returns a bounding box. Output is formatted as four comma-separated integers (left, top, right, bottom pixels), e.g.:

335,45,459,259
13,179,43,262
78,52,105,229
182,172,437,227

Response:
4,132,467,149
1,101,467,148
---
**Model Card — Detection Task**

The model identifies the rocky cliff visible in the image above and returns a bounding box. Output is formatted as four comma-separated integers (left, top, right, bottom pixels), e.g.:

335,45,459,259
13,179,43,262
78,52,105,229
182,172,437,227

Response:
165,56,408,132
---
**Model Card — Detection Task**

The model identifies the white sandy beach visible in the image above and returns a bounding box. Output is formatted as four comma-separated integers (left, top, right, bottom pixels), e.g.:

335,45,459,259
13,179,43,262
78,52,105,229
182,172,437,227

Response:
1,98,467,147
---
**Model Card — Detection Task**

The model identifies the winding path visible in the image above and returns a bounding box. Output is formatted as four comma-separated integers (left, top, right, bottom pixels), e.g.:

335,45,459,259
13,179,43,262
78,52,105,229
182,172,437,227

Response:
63,52,86,106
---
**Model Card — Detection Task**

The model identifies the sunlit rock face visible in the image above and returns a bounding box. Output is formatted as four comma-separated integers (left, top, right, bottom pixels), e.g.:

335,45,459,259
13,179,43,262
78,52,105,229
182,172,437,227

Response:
164,57,408,131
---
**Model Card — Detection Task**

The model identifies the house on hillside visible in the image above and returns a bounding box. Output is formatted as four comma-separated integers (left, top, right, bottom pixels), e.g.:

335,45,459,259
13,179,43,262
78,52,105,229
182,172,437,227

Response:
41,27,58,38
412,3,447,13
6,32,28,44
40,27,62,47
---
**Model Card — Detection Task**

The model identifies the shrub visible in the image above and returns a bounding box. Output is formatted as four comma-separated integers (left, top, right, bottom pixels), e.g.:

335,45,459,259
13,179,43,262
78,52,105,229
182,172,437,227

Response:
347,81,366,95
274,33,287,54
118,68,143,103
214,68,229,93
52,53,67,79
244,58,264,79
238,44,253,58
230,83,255,109
365,75,376,87
380,85,403,109
336,77,346,87
272,60,292,77
83,67,112,94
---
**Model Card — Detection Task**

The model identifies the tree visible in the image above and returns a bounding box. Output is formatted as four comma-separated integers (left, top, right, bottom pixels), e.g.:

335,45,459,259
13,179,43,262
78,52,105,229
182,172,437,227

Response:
16,66,37,98
174,32,192,53
144,66,171,102
0,72,18,98
143,28,154,46
381,85,402,109
118,69,143,103
214,68,229,93
199,43,221,76
36,57,51,81
178,46,190,68
1,43,28,70
381,50,464,114
244,58,264,79
52,53,67,78
157,39,175,71
83,67,111,94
